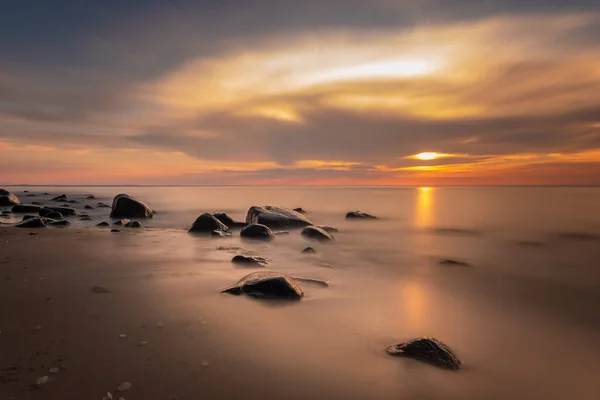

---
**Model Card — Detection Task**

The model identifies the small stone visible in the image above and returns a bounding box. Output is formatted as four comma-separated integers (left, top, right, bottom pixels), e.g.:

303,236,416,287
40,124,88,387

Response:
49,367,59,374
36,376,49,385
117,382,132,392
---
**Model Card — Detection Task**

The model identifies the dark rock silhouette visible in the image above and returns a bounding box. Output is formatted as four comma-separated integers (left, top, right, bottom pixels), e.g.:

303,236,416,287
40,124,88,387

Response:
48,219,70,227
45,212,63,220
386,337,461,370
316,225,339,233
84,205,94,210
189,213,229,234
110,194,153,219
124,220,142,228
51,194,67,202
213,213,246,229
345,211,377,219
96,222,110,227
12,204,42,213
240,223,274,240
302,247,317,254
39,207,76,216
15,217,47,228
221,271,304,300
301,226,334,242
246,206,312,229
439,259,470,267
293,207,306,213
231,255,268,266
0,189,20,206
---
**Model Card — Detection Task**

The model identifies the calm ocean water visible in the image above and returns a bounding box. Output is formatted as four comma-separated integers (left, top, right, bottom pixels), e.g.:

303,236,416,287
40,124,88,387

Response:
3,186,600,398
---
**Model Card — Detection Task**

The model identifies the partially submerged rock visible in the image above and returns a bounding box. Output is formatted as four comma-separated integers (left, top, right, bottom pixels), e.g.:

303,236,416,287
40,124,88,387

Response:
51,194,67,202
189,213,229,234
301,226,334,242
97,203,111,208
84,205,94,210
96,222,110,227
79,215,93,221
0,189,20,206
15,217,46,228
221,272,304,300
22,215,37,221
316,225,339,233
85,195,96,199
45,211,63,220
345,211,377,219
240,223,274,240
302,247,317,254
11,204,42,213
111,229,121,233
39,207,76,216
386,337,461,370
124,220,142,228
213,213,246,229
231,255,268,266
110,194,153,219
293,207,306,214
246,206,312,229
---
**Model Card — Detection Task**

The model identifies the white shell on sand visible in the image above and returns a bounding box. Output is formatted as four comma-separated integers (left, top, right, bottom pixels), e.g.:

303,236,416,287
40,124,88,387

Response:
117,382,132,392
36,376,49,385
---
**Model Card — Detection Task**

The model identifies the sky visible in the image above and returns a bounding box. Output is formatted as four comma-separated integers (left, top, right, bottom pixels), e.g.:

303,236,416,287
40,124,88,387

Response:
1,0,600,185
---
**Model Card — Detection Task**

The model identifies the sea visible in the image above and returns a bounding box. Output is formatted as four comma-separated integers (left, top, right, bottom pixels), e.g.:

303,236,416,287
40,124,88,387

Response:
2,185,600,399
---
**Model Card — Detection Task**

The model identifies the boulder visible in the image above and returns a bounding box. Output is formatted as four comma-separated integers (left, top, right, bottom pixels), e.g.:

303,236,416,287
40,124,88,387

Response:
96,222,110,227
124,220,142,228
0,189,20,206
315,225,338,233
84,205,94,210
11,204,42,213
301,226,334,242
246,206,312,228
51,194,67,202
45,212,63,220
345,211,377,219
231,255,268,266
189,213,229,234
386,337,461,370
110,194,153,219
221,272,304,300
240,224,274,240
213,213,246,229
15,217,46,228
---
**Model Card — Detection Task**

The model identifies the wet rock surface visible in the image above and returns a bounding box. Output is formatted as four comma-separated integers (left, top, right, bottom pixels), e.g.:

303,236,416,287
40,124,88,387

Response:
110,194,154,219
240,223,274,240
302,247,317,254
15,217,47,228
221,271,304,300
231,255,268,266
315,225,339,233
345,211,377,219
213,212,246,229
386,337,461,370
301,226,334,242
246,206,312,228
189,213,229,234
0,189,20,206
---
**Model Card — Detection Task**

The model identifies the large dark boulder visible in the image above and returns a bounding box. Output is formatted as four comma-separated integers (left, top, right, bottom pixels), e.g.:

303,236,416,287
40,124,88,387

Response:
221,272,304,300
12,204,42,213
213,213,246,229
245,206,312,229
0,189,20,206
240,224,274,240
301,226,334,242
189,213,229,234
110,194,153,219
51,194,67,202
345,211,377,219
39,207,76,217
386,337,461,370
15,217,46,228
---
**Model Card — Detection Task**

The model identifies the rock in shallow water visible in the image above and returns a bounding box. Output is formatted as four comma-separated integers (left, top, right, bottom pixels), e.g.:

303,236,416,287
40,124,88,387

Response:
189,213,229,234
302,247,317,254
315,225,338,233
213,213,246,229
231,255,268,266
240,223,274,240
84,205,94,210
301,226,334,242
12,204,42,213
96,222,110,227
110,193,153,219
0,189,20,206
39,206,76,216
15,217,46,228
124,220,142,228
439,259,470,267
345,211,377,219
47,219,70,227
386,337,461,370
51,194,67,201
221,271,304,300
45,211,63,220
246,206,312,228
211,230,232,237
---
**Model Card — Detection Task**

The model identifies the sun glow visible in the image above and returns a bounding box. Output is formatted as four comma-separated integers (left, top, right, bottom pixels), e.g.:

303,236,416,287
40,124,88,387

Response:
411,152,450,161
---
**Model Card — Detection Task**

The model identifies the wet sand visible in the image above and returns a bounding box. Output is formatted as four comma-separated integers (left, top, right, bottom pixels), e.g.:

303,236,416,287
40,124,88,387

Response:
2,224,600,400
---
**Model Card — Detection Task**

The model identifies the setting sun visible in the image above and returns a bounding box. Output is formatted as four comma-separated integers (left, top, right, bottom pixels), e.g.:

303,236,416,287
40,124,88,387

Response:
411,152,449,161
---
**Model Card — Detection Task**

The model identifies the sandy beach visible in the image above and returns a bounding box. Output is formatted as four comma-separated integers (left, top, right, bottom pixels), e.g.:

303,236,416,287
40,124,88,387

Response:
2,187,600,399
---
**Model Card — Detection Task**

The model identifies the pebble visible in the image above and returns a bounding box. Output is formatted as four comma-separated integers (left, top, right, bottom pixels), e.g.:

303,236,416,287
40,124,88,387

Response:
117,382,132,392
36,376,49,385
